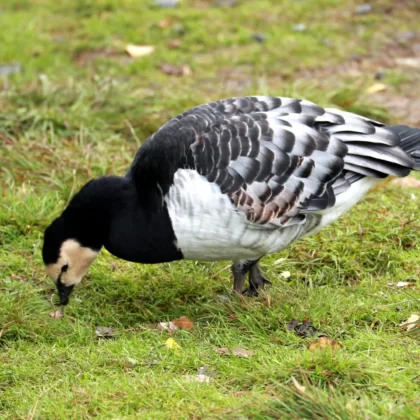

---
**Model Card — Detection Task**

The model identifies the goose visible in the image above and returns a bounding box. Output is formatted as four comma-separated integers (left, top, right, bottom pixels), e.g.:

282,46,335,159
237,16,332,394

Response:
42,96,420,306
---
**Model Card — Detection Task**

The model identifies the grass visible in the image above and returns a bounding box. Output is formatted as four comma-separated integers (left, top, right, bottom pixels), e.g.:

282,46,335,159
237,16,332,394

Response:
1,0,420,418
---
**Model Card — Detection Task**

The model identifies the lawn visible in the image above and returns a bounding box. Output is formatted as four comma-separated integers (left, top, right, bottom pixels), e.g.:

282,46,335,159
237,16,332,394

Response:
1,0,419,418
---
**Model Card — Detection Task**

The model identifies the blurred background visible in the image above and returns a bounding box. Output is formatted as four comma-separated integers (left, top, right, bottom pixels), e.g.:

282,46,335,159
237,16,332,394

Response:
1,0,420,195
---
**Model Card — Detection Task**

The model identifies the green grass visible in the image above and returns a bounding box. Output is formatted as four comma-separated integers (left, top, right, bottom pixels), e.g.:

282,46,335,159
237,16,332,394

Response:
1,0,420,418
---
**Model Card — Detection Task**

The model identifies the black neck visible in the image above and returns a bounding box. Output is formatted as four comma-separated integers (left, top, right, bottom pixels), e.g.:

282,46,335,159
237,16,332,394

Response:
62,176,183,264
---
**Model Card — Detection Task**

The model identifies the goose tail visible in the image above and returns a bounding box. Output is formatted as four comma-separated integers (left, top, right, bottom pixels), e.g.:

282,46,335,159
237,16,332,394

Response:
387,125,420,170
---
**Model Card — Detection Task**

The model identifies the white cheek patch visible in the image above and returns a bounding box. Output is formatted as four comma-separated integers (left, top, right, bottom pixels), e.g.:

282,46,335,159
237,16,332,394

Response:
46,239,99,286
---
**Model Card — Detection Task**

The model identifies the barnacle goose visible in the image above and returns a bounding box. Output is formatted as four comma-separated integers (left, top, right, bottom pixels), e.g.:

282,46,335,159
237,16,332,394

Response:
42,96,420,305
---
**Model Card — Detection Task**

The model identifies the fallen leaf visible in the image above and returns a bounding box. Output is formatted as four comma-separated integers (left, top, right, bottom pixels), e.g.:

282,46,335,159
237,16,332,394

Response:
286,319,299,331
395,57,420,68
401,314,420,332
273,257,287,265
292,23,307,32
287,319,318,338
159,63,192,76
391,177,420,188
168,39,182,49
95,326,116,338
215,347,254,357
183,367,212,383
232,347,255,358
171,316,194,330
184,373,211,383
308,337,343,351
389,281,416,288
232,391,245,397
126,357,138,368
125,45,154,58
366,83,387,94
50,309,64,319
291,376,306,394
165,337,181,349
159,17,172,28
157,322,178,331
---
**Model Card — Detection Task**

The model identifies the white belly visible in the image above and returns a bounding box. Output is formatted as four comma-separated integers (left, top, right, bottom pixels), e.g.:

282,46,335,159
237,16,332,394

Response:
165,170,381,262
165,170,307,261
304,176,382,237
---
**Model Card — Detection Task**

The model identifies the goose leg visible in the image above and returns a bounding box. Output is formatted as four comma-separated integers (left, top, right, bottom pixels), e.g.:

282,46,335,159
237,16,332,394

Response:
232,260,255,294
231,259,272,296
243,263,272,296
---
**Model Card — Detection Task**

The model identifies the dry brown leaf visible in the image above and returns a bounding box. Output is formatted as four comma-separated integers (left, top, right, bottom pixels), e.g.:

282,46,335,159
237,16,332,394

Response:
308,336,343,351
366,83,387,94
395,281,416,288
291,376,306,394
232,347,255,358
125,45,154,58
159,63,192,76
401,314,420,332
50,309,64,319
171,316,194,330
159,17,172,28
168,39,182,49
215,347,230,355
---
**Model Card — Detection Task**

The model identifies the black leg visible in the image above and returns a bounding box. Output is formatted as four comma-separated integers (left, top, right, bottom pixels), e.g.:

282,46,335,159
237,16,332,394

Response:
231,259,257,294
231,259,272,296
243,263,273,296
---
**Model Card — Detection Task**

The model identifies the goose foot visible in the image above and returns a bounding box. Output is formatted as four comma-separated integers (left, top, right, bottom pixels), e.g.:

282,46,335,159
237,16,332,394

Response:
231,259,272,296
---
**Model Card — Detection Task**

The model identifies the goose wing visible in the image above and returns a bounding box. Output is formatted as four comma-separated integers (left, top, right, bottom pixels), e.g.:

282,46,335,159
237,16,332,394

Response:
130,96,414,228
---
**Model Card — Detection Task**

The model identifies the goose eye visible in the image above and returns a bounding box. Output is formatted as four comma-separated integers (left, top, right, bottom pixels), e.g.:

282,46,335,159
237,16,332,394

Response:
61,264,69,273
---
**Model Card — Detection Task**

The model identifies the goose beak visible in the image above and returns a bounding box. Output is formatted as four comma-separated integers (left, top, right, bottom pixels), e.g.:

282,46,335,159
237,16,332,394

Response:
56,276,74,306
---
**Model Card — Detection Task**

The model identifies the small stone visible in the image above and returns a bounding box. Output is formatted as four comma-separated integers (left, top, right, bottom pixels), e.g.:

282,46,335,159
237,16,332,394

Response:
50,309,64,319
252,33,267,43
355,4,372,15
374,69,387,80
292,24,307,32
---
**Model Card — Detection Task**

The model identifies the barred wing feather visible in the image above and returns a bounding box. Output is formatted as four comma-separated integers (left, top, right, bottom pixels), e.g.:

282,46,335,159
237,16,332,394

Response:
132,96,415,228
